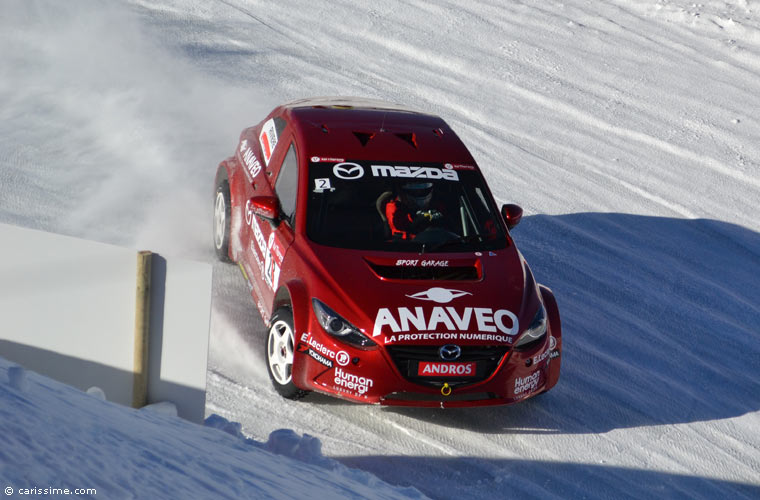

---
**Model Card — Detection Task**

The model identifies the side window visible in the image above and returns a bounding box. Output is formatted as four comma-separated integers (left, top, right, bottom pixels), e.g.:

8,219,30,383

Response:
275,143,298,226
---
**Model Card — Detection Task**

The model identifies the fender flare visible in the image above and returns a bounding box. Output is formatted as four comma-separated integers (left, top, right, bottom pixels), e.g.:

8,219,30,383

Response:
538,284,561,341
216,158,247,261
538,284,561,390
272,280,311,391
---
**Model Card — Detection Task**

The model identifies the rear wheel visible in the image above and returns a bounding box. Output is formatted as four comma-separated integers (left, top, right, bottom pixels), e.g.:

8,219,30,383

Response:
213,178,232,262
266,308,309,400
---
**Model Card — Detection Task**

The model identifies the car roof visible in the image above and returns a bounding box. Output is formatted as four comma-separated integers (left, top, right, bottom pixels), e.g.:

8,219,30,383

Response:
276,97,478,165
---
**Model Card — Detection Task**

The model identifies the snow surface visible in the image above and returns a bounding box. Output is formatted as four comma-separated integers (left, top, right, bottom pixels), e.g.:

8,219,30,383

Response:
2,0,760,498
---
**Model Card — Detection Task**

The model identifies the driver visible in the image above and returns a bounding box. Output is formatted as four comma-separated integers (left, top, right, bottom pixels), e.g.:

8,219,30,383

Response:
385,182,444,239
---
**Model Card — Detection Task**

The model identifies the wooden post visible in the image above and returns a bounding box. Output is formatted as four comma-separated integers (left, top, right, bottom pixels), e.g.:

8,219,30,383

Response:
132,250,152,408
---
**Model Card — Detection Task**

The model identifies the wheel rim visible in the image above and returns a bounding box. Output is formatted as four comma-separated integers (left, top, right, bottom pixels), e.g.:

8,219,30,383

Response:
213,191,226,250
267,320,294,385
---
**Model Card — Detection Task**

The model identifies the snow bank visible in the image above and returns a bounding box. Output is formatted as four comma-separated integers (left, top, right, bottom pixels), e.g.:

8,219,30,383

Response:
0,357,425,499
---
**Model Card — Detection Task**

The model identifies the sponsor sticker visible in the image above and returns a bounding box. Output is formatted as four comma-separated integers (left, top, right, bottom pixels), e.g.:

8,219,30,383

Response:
383,332,514,344
371,164,459,181
239,139,262,179
334,367,373,395
264,232,283,290
246,200,268,253
300,334,349,367
333,162,364,180
418,361,477,377
311,156,345,163
324,162,461,181
533,350,551,364
248,240,263,276
314,178,333,193
307,349,333,368
514,371,540,395
532,336,558,364
373,306,519,339
245,199,284,291
395,259,450,267
335,351,350,367
259,118,278,166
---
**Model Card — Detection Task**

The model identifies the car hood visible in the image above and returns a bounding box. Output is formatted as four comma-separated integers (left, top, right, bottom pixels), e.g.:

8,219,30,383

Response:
306,243,538,347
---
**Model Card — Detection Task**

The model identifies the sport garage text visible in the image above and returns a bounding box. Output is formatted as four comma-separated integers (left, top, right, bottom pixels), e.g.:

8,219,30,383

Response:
395,259,449,267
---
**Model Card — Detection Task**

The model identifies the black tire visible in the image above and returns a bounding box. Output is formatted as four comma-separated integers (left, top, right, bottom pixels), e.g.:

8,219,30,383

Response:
266,308,309,400
213,178,232,262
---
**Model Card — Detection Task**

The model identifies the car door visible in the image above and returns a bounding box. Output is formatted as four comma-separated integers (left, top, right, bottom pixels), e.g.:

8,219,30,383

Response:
242,118,296,319
267,139,298,291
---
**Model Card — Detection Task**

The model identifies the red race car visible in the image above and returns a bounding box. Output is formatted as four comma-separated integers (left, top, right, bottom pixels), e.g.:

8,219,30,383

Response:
213,97,561,407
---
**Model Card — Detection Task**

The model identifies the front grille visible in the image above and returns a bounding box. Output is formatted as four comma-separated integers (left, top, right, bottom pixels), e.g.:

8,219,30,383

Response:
367,263,479,281
386,345,510,388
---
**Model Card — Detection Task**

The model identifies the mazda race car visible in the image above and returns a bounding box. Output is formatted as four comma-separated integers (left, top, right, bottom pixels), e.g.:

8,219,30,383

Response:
213,97,561,407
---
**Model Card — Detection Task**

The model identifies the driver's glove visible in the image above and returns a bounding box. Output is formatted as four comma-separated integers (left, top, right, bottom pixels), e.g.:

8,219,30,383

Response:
416,209,443,221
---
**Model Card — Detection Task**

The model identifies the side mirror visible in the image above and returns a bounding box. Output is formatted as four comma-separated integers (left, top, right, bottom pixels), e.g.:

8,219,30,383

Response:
501,204,523,230
247,196,280,224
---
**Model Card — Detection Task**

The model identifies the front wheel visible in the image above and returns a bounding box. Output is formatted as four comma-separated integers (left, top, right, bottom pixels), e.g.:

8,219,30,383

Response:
213,178,232,262
266,308,309,400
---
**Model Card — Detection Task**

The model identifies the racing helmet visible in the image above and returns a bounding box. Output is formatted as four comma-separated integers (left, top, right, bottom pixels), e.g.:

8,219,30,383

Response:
401,182,434,210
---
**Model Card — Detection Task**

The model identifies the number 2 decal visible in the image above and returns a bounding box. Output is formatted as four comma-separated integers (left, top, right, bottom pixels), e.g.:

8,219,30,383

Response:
314,178,332,193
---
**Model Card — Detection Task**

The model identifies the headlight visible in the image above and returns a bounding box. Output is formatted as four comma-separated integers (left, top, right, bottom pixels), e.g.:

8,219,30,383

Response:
514,304,547,349
312,299,377,348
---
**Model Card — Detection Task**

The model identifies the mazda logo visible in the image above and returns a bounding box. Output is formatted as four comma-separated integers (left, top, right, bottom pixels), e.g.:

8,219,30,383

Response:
333,162,364,180
439,344,462,361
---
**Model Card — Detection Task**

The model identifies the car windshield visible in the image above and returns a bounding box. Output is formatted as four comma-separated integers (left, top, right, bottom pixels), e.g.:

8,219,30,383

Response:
306,160,508,252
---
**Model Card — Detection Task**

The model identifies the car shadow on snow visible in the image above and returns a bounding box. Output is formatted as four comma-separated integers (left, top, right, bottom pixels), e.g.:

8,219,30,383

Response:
383,213,760,434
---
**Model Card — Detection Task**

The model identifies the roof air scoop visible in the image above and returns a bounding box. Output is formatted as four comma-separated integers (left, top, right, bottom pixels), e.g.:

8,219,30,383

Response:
395,132,418,149
353,131,376,146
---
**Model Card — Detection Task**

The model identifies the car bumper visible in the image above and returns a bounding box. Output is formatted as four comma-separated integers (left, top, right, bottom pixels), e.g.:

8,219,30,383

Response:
294,324,561,408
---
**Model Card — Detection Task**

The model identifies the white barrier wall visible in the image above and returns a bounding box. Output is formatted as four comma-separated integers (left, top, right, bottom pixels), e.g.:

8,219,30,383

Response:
146,255,213,423
0,223,211,422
